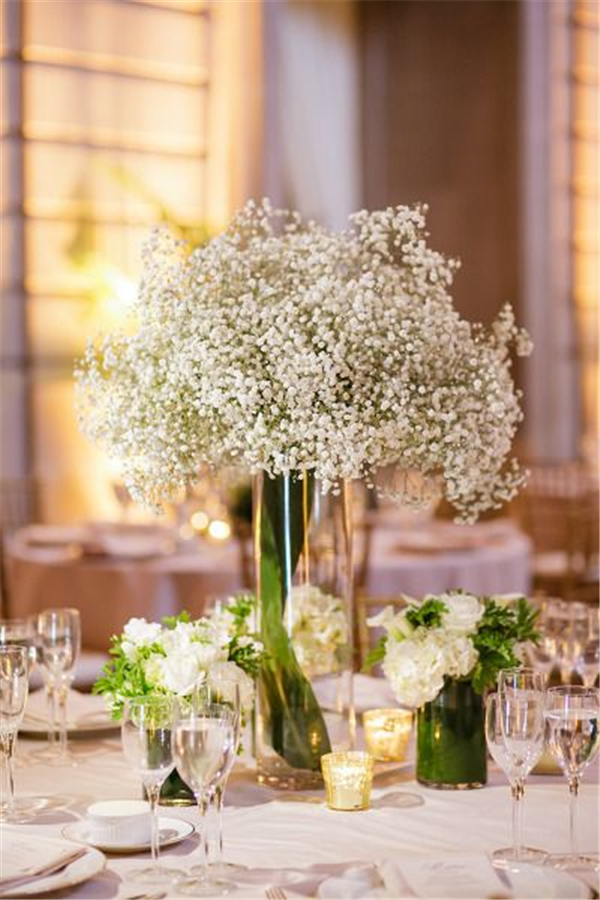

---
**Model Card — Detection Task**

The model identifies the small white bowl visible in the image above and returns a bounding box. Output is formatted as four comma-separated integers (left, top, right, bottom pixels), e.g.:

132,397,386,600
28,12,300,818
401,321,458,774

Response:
86,800,152,846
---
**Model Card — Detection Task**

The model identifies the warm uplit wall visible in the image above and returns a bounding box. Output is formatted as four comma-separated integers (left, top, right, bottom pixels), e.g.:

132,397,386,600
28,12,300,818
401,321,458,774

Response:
572,0,599,466
0,0,264,523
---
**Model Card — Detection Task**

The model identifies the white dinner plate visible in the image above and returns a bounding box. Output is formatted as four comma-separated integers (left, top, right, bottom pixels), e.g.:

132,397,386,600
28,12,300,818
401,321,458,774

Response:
62,816,195,854
20,689,118,738
494,860,593,899
0,846,105,898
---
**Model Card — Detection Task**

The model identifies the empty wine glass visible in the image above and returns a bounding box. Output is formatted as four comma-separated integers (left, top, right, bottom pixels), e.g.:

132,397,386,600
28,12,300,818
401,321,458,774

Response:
173,702,236,896
36,608,81,763
0,646,29,821
121,695,184,885
492,668,547,863
544,685,600,869
574,607,599,689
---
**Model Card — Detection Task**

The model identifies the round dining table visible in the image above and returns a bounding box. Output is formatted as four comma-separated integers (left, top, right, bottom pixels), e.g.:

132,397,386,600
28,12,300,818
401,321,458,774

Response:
4,674,598,900
4,517,531,653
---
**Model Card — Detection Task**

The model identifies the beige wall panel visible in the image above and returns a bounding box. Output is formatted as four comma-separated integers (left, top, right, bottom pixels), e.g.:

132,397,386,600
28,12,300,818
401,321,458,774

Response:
574,24,599,69
0,371,28,479
0,139,20,211
0,0,20,57
27,295,91,360
26,220,151,293
0,291,25,361
25,65,206,144
0,60,20,131
30,374,120,522
25,143,205,222
26,0,209,71
0,215,23,290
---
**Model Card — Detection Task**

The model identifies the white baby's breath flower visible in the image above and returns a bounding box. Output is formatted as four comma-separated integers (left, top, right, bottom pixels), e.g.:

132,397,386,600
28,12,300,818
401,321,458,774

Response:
75,200,530,522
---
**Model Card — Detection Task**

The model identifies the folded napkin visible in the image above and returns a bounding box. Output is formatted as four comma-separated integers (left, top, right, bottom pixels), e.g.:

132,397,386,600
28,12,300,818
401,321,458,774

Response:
0,830,88,894
229,855,514,899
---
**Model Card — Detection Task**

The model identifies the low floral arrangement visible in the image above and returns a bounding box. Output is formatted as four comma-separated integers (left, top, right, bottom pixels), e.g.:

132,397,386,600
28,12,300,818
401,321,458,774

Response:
94,596,264,718
367,591,539,709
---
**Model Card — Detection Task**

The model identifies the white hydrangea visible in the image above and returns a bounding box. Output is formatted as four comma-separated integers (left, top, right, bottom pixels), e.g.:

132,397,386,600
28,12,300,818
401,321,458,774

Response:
370,593,483,708
121,617,162,660
289,584,350,678
75,199,531,522
382,633,446,709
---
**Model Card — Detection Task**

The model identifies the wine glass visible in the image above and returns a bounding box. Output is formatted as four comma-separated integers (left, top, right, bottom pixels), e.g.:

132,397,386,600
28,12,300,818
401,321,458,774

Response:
172,702,236,896
35,608,81,763
0,646,29,821
574,607,599,689
493,668,547,863
195,679,243,877
544,685,600,869
121,695,184,885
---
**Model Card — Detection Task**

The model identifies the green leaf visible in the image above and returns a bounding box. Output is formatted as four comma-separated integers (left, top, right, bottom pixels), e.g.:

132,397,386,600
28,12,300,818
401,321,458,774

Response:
405,598,447,631
362,636,387,672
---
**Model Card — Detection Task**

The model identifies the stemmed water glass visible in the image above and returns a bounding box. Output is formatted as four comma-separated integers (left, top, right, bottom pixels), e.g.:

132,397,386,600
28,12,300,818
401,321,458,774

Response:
121,695,184,885
35,608,81,763
544,685,600,869
173,701,237,896
489,668,547,863
0,646,29,821
196,679,243,877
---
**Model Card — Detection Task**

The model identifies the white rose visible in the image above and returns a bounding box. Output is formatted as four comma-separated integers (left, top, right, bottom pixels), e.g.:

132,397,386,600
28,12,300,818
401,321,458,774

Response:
440,593,483,634
145,653,205,696
122,617,162,647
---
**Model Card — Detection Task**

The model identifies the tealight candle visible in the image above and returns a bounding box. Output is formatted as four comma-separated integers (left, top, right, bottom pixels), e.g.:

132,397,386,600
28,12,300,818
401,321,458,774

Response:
321,751,374,811
363,708,413,762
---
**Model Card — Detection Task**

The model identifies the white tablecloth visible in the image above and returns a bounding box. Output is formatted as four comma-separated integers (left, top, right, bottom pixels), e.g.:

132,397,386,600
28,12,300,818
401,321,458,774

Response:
6,679,598,900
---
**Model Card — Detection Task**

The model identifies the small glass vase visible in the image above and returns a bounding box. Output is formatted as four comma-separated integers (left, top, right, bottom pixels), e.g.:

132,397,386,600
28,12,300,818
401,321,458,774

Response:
157,768,195,806
416,678,487,789
254,472,355,790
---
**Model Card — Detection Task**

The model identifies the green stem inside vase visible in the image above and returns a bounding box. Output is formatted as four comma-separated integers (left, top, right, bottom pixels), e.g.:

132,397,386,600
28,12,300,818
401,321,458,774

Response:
257,472,332,771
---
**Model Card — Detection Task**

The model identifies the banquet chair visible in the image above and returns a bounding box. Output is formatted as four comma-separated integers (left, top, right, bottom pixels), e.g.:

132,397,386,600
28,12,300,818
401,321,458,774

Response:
510,461,599,602
0,477,39,616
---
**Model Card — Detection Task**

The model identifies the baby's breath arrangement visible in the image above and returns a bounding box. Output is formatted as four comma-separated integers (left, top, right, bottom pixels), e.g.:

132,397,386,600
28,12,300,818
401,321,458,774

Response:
75,199,531,522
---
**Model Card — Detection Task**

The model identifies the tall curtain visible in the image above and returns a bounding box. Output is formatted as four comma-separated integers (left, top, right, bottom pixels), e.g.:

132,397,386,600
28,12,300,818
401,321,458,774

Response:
264,0,361,229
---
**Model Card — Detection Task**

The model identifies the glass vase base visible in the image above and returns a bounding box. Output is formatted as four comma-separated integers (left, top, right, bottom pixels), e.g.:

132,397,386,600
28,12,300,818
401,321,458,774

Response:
257,756,323,791
127,864,185,884
158,796,195,808
176,875,232,896
492,847,548,864
545,853,599,871
417,776,485,791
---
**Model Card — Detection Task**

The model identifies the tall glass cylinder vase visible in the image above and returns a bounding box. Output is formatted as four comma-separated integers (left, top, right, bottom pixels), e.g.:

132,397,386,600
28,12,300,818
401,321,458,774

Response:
416,678,487,789
254,472,355,790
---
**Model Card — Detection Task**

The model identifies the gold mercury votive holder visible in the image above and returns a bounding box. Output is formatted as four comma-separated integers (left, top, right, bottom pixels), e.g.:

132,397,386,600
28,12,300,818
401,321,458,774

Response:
321,751,374,811
363,708,413,762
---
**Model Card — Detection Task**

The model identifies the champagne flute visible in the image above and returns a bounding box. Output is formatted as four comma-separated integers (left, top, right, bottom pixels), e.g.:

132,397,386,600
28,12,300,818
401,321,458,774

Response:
0,646,29,821
173,703,236,896
544,685,600,869
195,679,243,876
121,695,184,884
485,692,547,863
36,608,81,763
494,668,547,863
